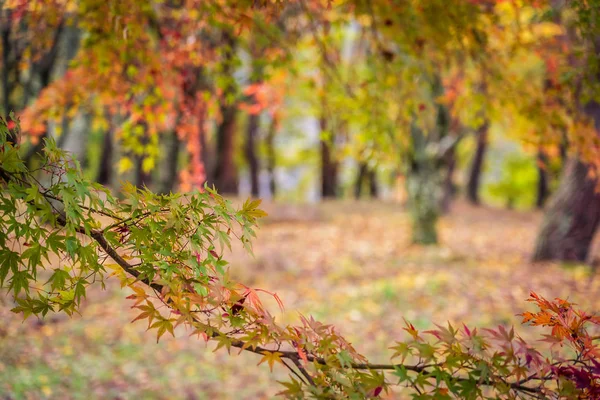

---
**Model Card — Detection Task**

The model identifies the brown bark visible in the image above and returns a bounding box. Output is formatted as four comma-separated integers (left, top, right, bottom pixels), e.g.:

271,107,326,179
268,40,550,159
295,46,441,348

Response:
320,116,338,199
368,169,378,198
245,112,260,197
211,31,238,195
266,116,277,197
533,100,600,262
466,122,489,205
533,158,600,262
536,149,550,209
355,163,367,199
96,116,114,185
355,163,378,199
213,103,238,194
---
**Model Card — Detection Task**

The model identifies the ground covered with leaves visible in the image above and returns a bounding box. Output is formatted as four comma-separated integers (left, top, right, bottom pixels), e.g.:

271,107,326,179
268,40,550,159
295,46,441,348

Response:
1,200,598,399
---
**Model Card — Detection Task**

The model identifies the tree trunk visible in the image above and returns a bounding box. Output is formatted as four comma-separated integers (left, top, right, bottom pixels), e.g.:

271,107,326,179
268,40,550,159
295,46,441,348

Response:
406,124,443,245
441,146,456,214
156,129,181,194
265,115,277,197
368,169,378,198
533,100,600,262
320,116,337,199
536,149,550,209
213,103,238,194
97,124,114,186
354,163,367,199
355,163,378,199
406,165,442,245
466,122,489,205
533,158,600,262
2,8,17,144
211,31,238,195
245,112,260,197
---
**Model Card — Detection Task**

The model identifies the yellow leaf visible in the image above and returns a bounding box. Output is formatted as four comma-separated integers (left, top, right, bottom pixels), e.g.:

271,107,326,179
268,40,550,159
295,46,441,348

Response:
118,157,133,173
257,351,284,372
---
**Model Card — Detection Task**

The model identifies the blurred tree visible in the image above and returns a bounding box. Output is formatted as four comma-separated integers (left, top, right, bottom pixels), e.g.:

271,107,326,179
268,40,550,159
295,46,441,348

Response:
320,115,339,199
354,162,378,199
532,1,600,262
212,32,240,195
466,120,489,205
533,103,600,263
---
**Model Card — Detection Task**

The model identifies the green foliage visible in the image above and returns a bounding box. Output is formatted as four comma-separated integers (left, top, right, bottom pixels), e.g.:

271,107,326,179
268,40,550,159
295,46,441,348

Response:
485,154,538,209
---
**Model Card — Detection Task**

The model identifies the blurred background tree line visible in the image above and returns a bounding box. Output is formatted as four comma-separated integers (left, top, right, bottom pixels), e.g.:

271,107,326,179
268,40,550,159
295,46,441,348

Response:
2,0,600,262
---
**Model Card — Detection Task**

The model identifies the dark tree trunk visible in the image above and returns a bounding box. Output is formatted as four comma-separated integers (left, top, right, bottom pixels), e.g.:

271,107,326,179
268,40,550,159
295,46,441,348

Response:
156,129,181,194
533,100,600,263
265,115,277,197
320,116,337,199
2,9,16,143
97,125,114,186
368,169,378,198
355,163,378,199
536,149,550,209
466,122,489,205
533,158,600,262
213,103,238,194
245,112,260,197
560,132,569,166
211,31,238,195
2,10,11,117
354,163,367,199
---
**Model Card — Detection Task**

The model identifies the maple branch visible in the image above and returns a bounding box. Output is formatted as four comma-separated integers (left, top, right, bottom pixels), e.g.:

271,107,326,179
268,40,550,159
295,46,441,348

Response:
0,166,547,397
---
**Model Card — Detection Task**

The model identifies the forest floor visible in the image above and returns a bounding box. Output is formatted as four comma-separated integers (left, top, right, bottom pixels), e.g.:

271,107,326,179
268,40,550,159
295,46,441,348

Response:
1,200,599,399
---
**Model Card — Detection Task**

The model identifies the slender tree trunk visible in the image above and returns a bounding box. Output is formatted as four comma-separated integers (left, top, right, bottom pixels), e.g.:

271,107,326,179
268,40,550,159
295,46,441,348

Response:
156,129,181,194
354,163,378,199
212,31,238,195
2,9,16,143
266,115,277,197
467,122,489,205
354,163,367,199
213,103,238,194
536,149,550,209
2,10,11,117
368,168,378,198
97,124,114,186
245,112,260,197
320,116,337,199
533,101,600,263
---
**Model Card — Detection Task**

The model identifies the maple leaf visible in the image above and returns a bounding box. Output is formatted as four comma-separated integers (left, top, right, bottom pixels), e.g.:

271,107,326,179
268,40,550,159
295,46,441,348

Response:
150,319,175,343
257,351,284,372
403,318,421,341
